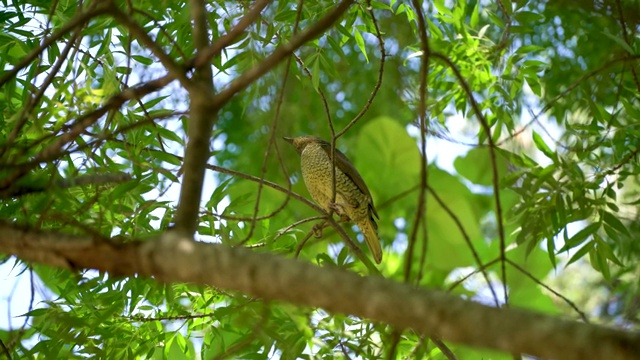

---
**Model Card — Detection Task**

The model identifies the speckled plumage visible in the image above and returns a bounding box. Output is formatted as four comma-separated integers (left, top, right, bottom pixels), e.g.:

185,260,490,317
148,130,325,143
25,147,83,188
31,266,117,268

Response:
284,136,382,264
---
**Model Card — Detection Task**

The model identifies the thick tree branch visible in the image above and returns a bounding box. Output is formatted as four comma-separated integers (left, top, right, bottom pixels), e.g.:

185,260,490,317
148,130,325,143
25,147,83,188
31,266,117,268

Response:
1,222,639,360
172,0,217,234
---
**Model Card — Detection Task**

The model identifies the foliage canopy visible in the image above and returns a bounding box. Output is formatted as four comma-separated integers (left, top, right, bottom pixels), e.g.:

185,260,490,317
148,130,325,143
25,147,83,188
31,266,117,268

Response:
1,0,640,358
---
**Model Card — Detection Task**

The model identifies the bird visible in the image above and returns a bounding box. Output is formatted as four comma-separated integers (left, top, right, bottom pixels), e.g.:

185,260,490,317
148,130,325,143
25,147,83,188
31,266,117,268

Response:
284,135,382,264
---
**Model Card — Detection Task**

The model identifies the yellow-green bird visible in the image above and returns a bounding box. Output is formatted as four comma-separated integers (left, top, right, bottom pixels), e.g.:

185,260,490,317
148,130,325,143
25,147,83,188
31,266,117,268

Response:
284,136,382,264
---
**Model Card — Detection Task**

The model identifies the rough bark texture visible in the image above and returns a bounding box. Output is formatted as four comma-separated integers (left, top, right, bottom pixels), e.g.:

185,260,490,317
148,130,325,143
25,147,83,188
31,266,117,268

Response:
2,221,639,360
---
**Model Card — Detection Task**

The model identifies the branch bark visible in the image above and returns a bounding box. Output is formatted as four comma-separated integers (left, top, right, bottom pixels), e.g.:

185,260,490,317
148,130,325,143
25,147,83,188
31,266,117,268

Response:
2,222,639,360
172,0,217,234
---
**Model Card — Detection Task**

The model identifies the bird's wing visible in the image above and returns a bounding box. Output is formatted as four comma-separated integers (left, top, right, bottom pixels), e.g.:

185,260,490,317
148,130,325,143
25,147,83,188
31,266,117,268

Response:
318,140,379,219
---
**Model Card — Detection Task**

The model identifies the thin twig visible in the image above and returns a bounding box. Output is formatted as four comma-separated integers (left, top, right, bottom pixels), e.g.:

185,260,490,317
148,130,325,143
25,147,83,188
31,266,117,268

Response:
272,216,326,244
1,173,132,199
294,222,325,259
405,0,430,284
0,74,176,192
188,0,271,69
0,339,10,360
447,258,500,292
614,0,640,92
209,0,355,111
429,186,500,306
108,5,193,92
131,7,189,61
432,337,459,360
0,5,110,88
242,0,300,245
335,1,386,139
506,259,589,322
432,52,509,305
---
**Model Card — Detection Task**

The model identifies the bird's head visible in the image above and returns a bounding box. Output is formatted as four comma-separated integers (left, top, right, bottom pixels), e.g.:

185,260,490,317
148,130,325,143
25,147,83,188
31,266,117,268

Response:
283,135,325,155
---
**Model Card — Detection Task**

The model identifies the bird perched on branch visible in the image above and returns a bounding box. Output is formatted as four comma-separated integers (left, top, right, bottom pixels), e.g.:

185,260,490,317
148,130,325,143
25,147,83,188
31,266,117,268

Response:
284,135,382,264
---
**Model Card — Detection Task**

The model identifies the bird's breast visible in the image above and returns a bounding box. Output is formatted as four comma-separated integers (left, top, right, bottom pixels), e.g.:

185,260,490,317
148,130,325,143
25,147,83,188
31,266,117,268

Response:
300,144,335,197
300,144,369,221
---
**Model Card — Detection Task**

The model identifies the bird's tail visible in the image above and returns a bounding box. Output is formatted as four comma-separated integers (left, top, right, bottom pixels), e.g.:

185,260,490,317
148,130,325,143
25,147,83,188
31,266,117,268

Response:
358,218,382,264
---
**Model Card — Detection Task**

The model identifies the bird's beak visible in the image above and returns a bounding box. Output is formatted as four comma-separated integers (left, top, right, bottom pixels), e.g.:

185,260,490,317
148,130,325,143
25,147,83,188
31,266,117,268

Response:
283,137,294,144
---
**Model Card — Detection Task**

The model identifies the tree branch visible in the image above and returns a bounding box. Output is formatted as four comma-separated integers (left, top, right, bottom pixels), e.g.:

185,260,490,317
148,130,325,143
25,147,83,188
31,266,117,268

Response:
210,0,355,111
1,222,639,360
172,0,216,234
0,4,110,88
0,74,175,193
431,52,509,304
108,5,193,91
0,173,132,199
188,0,271,69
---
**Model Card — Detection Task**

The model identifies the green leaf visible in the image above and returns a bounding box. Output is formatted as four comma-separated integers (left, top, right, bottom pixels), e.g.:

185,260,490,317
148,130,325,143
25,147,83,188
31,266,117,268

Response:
590,243,611,281
132,55,154,65
595,235,624,266
454,148,509,186
558,223,599,253
469,1,480,28
274,9,298,22
566,241,594,266
525,75,542,96
514,11,544,23
531,131,556,161
155,125,184,145
515,45,544,55
601,31,634,54
433,0,453,17
326,35,346,59
602,211,630,236
353,30,369,62
546,237,556,268
356,116,421,200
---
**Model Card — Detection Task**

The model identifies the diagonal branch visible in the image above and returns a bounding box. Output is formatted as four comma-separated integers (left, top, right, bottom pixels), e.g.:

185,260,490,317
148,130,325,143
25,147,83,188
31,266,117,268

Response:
209,0,355,111
0,74,176,193
188,0,271,70
208,164,378,273
0,4,110,88
0,173,132,199
108,5,193,91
